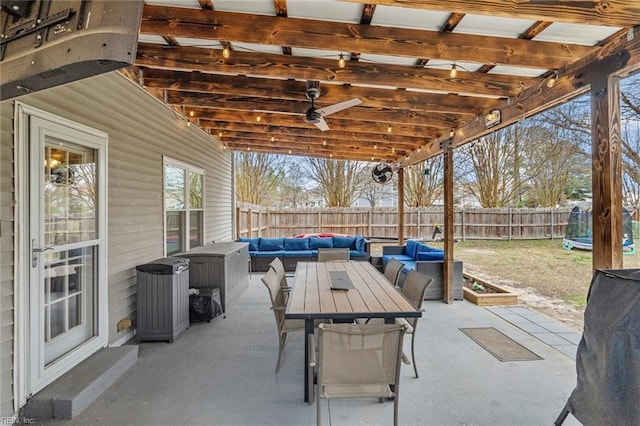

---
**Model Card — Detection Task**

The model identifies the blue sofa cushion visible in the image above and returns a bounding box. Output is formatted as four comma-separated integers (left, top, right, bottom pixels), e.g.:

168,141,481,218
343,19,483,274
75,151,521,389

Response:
383,254,414,263
417,251,445,261
354,237,366,253
239,237,259,251
284,250,314,257
401,261,416,274
416,243,442,254
350,250,366,258
284,238,310,251
259,238,285,251
254,250,285,257
309,237,333,249
333,236,356,249
405,239,420,259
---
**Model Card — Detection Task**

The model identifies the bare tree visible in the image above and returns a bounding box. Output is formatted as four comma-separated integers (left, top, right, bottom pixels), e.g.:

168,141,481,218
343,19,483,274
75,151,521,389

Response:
521,124,588,206
306,158,365,207
457,125,533,207
404,158,443,207
361,170,395,207
278,160,312,207
235,152,285,205
621,74,640,208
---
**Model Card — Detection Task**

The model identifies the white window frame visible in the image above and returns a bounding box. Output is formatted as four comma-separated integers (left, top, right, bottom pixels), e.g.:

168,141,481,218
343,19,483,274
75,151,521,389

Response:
163,157,205,256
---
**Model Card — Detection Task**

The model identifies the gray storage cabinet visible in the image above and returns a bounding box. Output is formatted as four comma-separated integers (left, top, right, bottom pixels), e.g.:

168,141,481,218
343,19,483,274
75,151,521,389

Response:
136,257,190,342
177,242,249,312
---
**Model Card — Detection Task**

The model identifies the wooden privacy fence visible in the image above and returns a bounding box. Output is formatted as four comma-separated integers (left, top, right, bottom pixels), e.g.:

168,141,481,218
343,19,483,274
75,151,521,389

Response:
236,205,576,241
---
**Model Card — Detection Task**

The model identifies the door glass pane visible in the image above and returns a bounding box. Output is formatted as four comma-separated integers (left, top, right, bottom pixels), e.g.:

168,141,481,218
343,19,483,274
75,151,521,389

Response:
165,164,185,209
166,211,184,255
190,211,203,249
43,246,95,344
189,172,203,209
49,300,65,339
44,140,96,246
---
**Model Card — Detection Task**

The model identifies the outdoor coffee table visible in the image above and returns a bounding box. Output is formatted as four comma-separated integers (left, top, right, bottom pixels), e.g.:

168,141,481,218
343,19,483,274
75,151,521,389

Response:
285,261,421,402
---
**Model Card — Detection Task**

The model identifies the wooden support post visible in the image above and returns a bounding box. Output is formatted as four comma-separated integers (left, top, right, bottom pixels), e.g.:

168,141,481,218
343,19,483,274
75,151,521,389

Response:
247,208,253,238
397,167,405,245
591,75,624,272
443,148,454,304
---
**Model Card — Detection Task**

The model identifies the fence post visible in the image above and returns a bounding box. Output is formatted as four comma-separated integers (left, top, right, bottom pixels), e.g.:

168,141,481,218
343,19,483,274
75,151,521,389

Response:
508,208,512,241
550,208,554,240
266,211,270,237
257,207,262,237
318,210,322,234
247,209,252,238
461,208,466,242
368,209,372,238
236,207,241,239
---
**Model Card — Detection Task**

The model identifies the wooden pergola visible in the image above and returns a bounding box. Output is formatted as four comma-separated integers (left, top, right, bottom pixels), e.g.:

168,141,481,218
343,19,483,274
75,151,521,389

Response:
130,0,640,302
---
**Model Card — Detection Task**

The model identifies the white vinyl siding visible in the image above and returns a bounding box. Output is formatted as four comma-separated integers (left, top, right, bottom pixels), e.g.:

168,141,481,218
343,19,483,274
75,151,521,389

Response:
0,100,16,417
0,71,233,417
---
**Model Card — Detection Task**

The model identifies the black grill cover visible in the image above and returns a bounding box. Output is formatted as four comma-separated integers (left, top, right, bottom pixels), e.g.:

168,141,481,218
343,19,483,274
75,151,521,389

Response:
565,268,640,425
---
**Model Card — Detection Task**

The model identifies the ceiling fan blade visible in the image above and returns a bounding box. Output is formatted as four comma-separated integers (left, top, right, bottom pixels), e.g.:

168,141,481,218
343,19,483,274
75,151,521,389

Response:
253,109,304,117
317,98,362,117
314,117,330,131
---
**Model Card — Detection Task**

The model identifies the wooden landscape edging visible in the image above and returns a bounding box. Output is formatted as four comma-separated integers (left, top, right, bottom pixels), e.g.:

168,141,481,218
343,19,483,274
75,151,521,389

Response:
462,272,519,307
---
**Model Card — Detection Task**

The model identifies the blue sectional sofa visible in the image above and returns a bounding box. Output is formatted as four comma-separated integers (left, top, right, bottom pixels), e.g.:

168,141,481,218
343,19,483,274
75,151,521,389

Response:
382,239,463,300
240,236,370,272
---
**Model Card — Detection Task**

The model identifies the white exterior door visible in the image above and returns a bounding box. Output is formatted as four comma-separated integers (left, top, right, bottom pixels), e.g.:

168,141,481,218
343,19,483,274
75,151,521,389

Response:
20,105,108,396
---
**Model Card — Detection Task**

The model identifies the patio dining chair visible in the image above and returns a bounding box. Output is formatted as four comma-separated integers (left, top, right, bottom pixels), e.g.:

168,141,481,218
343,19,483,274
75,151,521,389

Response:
317,247,350,262
261,268,305,373
384,258,405,287
269,257,290,293
310,323,407,426
397,270,432,378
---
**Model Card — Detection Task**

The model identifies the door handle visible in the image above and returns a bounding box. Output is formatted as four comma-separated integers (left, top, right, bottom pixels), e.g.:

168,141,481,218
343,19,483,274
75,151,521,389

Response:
33,247,54,253
32,239,54,267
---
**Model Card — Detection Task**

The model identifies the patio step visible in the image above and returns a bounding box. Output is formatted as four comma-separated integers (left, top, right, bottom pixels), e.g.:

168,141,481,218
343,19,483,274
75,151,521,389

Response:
22,345,138,420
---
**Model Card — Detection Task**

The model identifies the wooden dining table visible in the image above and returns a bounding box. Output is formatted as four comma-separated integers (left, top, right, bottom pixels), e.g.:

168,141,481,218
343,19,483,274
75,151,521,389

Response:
284,261,422,402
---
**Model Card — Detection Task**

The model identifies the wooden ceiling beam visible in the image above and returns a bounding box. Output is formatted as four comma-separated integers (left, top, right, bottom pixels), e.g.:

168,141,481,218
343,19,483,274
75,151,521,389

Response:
136,43,533,98
223,140,401,162
140,6,594,69
341,0,640,28
140,68,499,114
165,91,461,128
213,130,424,152
203,121,435,145
195,110,445,137
403,28,640,166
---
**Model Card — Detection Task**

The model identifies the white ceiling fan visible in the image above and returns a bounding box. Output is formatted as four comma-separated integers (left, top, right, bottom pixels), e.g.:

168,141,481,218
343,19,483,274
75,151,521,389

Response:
255,80,361,131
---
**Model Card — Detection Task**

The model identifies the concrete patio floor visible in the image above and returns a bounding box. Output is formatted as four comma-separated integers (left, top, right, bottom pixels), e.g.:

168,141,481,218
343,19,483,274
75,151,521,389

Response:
45,273,581,426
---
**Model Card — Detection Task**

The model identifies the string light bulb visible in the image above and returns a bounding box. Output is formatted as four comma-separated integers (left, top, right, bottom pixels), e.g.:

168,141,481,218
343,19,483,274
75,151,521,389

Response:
189,110,195,117
338,53,346,69
449,63,458,79
270,136,275,142
323,140,327,146
387,125,392,133
288,149,292,154
222,46,230,59
374,144,377,150
329,153,333,158
218,131,223,137
256,114,261,122
450,129,455,138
